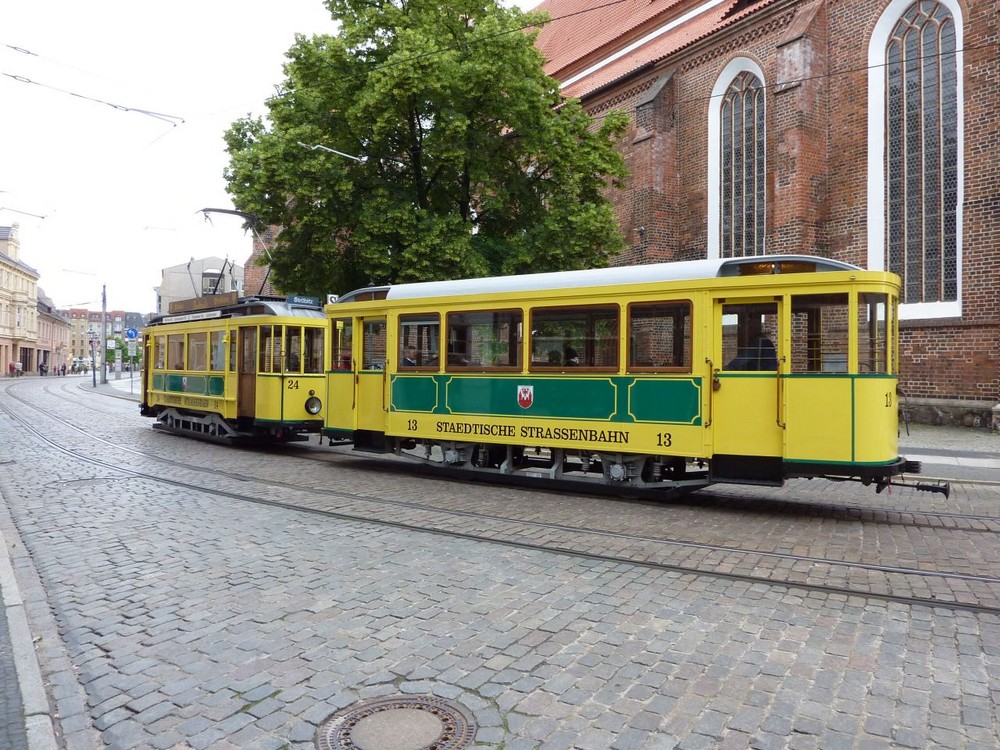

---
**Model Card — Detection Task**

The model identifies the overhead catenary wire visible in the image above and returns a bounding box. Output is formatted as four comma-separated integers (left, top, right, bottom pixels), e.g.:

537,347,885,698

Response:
0,71,185,125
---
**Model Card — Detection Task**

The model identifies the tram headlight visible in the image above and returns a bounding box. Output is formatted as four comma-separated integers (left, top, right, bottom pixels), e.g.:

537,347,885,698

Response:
305,396,322,415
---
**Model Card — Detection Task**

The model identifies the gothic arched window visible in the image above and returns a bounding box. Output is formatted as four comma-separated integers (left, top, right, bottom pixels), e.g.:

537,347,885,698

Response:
884,1,959,305
720,71,766,258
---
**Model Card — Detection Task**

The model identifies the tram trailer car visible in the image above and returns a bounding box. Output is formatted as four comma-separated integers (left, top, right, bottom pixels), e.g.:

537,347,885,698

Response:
140,294,327,441
324,255,947,497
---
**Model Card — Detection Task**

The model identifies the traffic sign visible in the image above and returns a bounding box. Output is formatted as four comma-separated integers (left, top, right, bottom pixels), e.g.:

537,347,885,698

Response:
125,327,139,340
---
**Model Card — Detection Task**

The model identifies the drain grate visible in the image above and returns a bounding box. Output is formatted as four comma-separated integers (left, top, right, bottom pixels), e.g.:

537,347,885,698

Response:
316,695,477,750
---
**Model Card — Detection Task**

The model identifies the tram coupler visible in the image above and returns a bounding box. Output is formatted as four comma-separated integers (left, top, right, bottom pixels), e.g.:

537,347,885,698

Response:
876,478,951,499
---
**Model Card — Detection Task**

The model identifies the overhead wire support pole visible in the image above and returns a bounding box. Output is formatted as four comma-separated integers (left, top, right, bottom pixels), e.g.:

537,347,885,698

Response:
100,285,108,385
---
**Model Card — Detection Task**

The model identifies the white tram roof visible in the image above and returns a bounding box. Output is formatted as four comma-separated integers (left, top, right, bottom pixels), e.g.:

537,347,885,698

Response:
154,297,324,325
368,255,860,302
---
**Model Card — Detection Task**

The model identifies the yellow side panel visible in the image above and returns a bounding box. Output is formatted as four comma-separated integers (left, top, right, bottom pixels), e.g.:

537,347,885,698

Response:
712,376,782,457
252,376,283,421
357,372,387,431
854,377,899,463
326,371,356,431
784,378,853,462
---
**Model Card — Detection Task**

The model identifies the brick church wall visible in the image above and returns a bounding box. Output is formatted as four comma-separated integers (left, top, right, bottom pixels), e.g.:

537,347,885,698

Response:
580,0,998,419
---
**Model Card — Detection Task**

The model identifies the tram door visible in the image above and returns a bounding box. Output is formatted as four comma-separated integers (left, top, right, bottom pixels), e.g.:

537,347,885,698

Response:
327,317,355,433
710,300,784,483
237,326,257,419
326,315,388,447
356,317,388,435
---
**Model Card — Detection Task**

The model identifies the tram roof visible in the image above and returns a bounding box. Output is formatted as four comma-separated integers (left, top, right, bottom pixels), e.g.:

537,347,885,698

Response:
349,255,861,302
151,297,324,325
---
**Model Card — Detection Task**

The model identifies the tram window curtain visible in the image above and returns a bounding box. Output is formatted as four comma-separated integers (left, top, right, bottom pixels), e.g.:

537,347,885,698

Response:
155,337,166,369
530,306,619,370
259,326,283,373
790,294,849,373
445,311,522,369
167,334,185,370
210,331,226,371
188,332,208,371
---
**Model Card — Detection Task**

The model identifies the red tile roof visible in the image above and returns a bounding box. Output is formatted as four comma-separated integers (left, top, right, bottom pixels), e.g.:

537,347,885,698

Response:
531,0,783,99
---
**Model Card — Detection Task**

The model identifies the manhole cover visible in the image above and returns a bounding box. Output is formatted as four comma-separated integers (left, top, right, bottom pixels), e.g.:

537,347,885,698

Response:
316,695,477,750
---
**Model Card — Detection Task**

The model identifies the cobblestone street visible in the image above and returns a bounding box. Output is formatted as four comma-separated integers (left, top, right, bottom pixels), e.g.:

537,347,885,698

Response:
2,379,999,749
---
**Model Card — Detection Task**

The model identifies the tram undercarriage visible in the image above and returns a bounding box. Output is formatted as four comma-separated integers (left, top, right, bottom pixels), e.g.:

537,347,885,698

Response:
153,407,317,443
363,436,950,497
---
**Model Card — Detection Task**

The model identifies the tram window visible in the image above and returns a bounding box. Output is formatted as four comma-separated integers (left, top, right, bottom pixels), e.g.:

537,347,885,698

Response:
188,332,208,371
259,326,283,373
286,326,302,372
304,328,324,374
210,331,226,371
229,335,237,372
858,293,891,374
167,334,185,370
530,306,618,370
333,318,353,370
721,304,778,371
155,337,166,369
362,320,386,370
790,294,849,373
446,311,521,369
399,314,440,369
628,302,691,372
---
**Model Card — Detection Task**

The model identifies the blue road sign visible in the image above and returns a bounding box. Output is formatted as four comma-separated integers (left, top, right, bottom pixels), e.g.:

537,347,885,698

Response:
125,327,139,340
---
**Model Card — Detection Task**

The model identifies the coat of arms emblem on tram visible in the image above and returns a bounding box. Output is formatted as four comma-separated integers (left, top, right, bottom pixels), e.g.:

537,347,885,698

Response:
517,385,533,409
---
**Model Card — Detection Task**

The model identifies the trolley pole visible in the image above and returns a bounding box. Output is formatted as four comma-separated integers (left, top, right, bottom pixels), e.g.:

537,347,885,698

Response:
100,285,108,385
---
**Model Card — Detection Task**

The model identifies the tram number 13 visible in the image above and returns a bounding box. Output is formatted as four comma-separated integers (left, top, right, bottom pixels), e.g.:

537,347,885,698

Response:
407,419,418,431
656,432,673,448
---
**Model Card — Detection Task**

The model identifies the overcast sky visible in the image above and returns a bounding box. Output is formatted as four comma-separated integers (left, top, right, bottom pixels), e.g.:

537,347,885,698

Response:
2,0,537,314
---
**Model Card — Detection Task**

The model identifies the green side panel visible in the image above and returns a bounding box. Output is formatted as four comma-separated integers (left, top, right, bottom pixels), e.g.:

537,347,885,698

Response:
445,377,617,420
627,379,702,425
151,373,224,396
390,375,439,412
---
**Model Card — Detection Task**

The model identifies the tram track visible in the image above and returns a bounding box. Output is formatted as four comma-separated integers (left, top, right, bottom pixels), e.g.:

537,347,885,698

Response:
4,380,1000,616
28,379,1000,531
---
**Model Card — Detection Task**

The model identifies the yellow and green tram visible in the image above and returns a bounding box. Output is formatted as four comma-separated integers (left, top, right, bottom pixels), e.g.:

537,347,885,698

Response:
323,255,942,495
140,294,326,441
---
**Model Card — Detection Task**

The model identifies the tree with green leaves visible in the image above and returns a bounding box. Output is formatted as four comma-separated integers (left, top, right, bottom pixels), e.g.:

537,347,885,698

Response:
224,0,629,297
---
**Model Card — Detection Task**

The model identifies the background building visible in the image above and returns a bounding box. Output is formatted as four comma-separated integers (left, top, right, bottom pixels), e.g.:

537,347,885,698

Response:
154,257,244,315
1,224,40,375
36,290,70,373
533,0,998,426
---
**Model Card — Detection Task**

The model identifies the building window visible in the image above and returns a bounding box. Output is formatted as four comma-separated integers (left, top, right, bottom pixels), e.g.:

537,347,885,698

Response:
868,0,962,318
708,59,767,259
720,71,766,258
885,1,958,305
